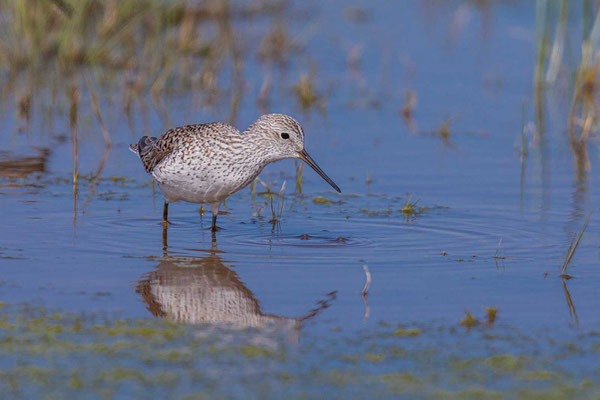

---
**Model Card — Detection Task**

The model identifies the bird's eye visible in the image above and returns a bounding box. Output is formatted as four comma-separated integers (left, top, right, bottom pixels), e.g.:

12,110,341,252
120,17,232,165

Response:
281,132,290,139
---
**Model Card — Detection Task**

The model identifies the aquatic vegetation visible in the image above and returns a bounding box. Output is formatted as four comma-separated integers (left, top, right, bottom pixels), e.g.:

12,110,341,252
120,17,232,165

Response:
295,161,304,193
400,197,427,219
258,23,295,66
437,117,457,148
0,296,596,398
484,354,529,372
400,89,418,133
393,328,421,337
484,307,498,326
560,216,590,278
312,196,344,205
269,181,286,229
293,73,325,112
460,310,480,330
0,0,306,154
494,238,506,261
1,2,600,399
360,208,391,216
237,345,277,358
250,177,260,197
535,1,600,182
521,370,558,381
254,177,282,199
313,196,332,204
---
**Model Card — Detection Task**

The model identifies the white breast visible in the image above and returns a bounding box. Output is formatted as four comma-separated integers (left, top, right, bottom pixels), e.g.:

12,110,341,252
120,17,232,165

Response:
152,146,265,204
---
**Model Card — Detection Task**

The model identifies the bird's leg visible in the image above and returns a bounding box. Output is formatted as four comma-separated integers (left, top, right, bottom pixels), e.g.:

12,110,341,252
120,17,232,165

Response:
210,202,221,232
162,202,169,226
162,223,168,251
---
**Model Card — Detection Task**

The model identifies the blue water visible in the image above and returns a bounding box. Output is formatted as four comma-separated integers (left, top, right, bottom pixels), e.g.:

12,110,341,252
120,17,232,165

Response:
0,2,599,394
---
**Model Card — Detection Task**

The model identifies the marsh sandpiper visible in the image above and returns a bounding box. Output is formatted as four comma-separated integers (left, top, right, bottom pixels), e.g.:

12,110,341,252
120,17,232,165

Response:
130,114,340,231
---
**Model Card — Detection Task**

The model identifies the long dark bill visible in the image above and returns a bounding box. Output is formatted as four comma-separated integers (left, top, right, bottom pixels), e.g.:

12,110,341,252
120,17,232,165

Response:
298,149,341,193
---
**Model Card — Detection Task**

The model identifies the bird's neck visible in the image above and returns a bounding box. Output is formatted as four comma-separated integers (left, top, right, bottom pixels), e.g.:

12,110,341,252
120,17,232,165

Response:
243,129,282,164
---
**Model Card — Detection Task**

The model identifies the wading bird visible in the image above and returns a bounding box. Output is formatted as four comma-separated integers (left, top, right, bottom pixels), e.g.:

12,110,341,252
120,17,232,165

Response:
130,114,340,231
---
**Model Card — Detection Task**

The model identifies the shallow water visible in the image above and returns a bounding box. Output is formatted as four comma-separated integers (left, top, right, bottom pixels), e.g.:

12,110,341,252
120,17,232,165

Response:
1,0,600,397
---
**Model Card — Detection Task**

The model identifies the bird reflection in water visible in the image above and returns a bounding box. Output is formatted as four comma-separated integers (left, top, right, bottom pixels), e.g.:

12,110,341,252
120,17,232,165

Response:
136,232,335,330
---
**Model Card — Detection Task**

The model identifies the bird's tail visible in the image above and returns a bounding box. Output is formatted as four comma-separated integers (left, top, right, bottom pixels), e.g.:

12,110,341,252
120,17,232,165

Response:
128,143,139,155
129,136,157,156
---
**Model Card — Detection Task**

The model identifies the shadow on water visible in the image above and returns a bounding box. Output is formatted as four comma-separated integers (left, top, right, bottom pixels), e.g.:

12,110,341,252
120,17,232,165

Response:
136,230,336,331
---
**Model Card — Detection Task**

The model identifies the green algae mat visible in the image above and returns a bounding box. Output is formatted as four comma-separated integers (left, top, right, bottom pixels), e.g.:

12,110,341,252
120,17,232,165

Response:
0,303,598,399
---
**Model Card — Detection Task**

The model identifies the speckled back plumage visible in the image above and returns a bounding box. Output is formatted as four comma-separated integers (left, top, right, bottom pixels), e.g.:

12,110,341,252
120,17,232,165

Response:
129,123,234,174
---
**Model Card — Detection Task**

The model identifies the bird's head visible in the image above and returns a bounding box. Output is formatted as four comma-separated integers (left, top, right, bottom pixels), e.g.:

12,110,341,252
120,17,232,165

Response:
247,114,340,193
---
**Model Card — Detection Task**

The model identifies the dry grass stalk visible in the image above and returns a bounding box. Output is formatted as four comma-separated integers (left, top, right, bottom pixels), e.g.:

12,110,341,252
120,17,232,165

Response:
68,85,80,188
86,79,111,148
295,161,304,193
561,216,590,277
494,238,506,260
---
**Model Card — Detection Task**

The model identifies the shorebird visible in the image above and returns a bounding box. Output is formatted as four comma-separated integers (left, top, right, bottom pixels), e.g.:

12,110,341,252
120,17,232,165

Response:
130,114,340,231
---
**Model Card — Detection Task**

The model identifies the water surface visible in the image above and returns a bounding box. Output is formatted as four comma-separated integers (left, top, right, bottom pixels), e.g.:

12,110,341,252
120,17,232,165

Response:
1,0,599,397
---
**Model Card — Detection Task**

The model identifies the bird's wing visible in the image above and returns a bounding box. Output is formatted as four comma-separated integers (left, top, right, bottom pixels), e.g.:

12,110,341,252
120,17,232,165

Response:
134,123,238,173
